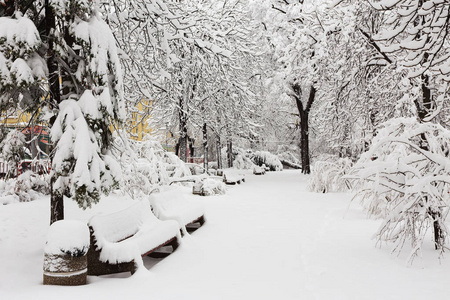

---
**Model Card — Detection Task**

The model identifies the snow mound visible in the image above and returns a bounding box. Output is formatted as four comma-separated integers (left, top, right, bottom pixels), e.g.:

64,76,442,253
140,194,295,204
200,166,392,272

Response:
45,220,90,256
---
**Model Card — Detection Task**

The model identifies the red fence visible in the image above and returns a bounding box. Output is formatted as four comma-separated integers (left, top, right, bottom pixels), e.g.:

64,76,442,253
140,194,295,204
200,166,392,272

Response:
0,160,51,179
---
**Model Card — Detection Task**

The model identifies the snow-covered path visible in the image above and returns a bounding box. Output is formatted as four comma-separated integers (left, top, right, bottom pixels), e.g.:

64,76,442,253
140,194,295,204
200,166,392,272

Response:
1,170,449,300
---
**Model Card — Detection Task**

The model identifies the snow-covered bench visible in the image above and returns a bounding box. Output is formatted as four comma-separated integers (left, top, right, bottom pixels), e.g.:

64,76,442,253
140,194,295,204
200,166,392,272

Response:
253,166,266,175
149,188,205,235
223,171,245,185
192,177,226,196
87,201,180,276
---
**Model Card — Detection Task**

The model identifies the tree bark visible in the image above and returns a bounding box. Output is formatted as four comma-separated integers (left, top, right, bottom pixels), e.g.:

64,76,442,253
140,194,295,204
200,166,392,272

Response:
293,83,315,174
178,134,187,162
216,137,222,170
46,0,64,224
178,96,188,162
227,140,233,168
299,109,310,174
203,123,208,173
188,137,195,158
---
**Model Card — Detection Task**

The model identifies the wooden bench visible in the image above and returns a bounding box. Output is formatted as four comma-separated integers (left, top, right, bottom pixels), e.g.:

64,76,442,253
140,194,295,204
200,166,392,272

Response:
149,188,205,235
223,171,245,185
87,201,180,276
192,176,226,196
253,166,266,175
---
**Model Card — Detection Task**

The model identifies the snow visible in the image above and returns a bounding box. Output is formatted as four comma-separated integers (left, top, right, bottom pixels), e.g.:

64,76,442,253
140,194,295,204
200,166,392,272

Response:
149,186,205,233
71,10,125,121
1,170,450,299
89,200,180,265
0,15,41,56
10,58,34,86
44,220,90,256
25,53,48,79
223,169,246,184
51,96,121,208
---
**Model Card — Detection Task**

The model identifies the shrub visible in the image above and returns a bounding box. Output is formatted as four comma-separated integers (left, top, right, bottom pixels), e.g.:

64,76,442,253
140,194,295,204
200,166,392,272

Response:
349,118,450,261
0,129,26,178
252,151,283,171
308,158,352,193
118,136,191,198
0,171,50,203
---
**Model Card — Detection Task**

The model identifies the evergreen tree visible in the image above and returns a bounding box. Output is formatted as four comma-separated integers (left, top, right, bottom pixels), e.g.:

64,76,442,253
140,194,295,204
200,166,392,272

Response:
0,0,124,224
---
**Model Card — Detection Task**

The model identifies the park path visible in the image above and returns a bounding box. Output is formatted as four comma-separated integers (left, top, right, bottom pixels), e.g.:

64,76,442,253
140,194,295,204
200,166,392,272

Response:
142,170,352,300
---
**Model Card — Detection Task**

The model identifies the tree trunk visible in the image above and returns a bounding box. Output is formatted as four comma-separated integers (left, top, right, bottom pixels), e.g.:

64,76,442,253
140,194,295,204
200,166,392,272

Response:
227,140,233,168
178,95,188,162
188,137,195,158
203,123,208,173
179,134,187,162
293,83,315,175
418,73,442,249
46,0,64,224
50,177,64,224
299,109,311,174
216,137,222,170
174,141,180,157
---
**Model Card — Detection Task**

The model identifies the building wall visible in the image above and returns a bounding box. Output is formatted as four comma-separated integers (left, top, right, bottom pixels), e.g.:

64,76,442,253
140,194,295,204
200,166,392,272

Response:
126,99,152,141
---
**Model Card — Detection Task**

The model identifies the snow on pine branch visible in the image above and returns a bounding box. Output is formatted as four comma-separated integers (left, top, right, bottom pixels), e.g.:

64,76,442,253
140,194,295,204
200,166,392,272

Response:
349,117,450,261
72,12,125,119
51,91,121,209
0,15,41,58
0,14,46,106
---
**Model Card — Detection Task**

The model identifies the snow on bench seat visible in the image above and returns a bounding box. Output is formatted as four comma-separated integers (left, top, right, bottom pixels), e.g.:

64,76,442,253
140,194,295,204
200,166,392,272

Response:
149,187,205,235
87,200,180,275
253,166,266,175
223,170,246,185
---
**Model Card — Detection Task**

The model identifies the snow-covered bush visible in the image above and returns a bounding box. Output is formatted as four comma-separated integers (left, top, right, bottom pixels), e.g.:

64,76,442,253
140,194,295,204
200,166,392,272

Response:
0,171,50,203
233,153,255,169
221,147,255,169
308,158,352,193
349,118,450,261
221,147,283,171
277,146,301,169
0,129,26,177
119,136,191,198
162,152,191,178
194,177,226,196
252,151,283,171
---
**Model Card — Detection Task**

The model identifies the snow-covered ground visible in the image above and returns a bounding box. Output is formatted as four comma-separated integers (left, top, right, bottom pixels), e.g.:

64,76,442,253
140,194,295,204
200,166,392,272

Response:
1,170,449,300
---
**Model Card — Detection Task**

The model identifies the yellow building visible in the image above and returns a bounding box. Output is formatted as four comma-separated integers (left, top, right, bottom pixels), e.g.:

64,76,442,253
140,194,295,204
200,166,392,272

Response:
0,109,34,127
125,99,153,141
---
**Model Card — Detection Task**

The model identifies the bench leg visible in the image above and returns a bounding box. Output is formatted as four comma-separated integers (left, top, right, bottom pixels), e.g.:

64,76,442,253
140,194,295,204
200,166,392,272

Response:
170,237,179,252
147,237,179,258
